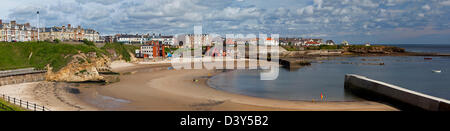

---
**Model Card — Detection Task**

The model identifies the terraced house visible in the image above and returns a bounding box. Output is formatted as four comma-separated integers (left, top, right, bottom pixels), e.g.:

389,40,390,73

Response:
0,19,38,42
39,24,100,42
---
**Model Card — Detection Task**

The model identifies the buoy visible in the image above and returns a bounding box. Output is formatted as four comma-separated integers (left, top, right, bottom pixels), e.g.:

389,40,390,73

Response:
432,70,442,73
320,93,324,101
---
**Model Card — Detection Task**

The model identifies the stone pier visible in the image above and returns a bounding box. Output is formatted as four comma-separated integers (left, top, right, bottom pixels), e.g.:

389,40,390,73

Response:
345,74,450,111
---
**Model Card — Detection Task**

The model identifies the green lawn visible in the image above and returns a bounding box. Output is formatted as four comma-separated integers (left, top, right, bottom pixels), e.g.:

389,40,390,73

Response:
0,99,26,111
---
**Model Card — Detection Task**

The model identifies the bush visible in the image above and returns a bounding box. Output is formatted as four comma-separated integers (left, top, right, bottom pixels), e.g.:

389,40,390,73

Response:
53,39,61,44
82,39,95,46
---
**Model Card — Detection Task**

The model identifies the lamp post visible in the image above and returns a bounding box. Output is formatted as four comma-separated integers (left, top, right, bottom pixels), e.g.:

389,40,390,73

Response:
37,10,40,42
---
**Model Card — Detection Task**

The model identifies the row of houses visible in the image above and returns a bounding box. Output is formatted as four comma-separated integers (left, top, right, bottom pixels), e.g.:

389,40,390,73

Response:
279,38,334,46
0,20,38,42
40,24,101,42
0,19,101,42
113,34,174,45
114,33,283,47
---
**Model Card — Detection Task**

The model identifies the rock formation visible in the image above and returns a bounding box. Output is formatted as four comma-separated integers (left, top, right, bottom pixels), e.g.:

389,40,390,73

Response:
45,52,111,82
344,46,405,54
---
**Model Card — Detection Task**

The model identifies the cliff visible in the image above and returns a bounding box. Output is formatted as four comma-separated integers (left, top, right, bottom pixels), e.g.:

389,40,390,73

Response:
45,52,111,82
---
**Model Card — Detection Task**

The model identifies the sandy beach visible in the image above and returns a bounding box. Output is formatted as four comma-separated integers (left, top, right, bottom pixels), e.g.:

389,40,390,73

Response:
0,82,98,111
0,60,398,111
77,61,398,111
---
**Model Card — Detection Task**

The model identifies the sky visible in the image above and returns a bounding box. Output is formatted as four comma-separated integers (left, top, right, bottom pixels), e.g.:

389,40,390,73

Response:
1,0,450,44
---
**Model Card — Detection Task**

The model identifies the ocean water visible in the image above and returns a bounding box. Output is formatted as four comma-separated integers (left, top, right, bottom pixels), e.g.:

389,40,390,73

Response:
394,44,450,54
208,44,450,101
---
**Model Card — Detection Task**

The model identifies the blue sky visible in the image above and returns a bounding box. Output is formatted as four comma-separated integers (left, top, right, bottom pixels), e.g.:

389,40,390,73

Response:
1,0,450,44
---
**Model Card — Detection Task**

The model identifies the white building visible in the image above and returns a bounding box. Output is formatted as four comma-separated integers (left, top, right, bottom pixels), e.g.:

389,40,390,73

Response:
148,35,174,45
341,40,350,46
0,20,38,42
140,45,154,58
261,38,279,46
116,34,146,44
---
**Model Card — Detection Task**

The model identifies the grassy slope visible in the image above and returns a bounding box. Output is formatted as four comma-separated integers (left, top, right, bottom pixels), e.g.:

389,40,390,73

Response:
101,43,139,62
0,42,137,71
0,99,25,111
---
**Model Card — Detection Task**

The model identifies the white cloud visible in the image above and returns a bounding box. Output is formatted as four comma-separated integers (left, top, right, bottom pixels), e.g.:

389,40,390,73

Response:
314,0,323,8
422,4,431,10
304,6,314,15
3,0,450,44
441,0,450,6
418,13,425,17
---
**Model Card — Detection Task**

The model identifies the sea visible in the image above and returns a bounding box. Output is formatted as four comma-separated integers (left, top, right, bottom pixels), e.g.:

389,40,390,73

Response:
208,44,450,101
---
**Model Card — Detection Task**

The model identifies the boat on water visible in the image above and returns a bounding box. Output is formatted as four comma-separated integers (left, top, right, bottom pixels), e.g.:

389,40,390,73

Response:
432,70,442,73
424,58,433,60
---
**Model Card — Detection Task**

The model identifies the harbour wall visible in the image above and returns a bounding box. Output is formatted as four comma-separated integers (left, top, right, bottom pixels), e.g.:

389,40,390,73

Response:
0,68,46,86
345,74,450,111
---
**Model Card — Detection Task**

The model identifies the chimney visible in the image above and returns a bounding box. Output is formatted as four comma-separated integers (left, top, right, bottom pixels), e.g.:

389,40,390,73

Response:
68,24,71,28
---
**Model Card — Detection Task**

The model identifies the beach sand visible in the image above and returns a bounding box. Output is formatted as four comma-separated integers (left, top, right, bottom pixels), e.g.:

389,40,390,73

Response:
0,61,398,111
78,62,398,111
0,82,98,111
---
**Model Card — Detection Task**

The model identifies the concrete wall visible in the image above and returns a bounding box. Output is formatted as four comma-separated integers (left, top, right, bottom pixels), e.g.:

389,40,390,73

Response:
0,73,46,86
345,74,450,111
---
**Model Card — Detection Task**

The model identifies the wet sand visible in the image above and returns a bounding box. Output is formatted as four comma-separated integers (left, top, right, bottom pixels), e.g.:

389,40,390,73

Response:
79,62,398,111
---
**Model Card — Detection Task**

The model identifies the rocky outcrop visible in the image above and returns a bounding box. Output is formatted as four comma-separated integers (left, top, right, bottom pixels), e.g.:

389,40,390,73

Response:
279,46,406,58
344,46,405,54
280,50,344,58
45,52,111,82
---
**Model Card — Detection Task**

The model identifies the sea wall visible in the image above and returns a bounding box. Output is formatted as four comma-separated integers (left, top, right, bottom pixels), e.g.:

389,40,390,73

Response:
0,73,46,86
345,74,450,111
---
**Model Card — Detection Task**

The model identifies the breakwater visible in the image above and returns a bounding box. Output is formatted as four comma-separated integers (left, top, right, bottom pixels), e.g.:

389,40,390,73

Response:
345,74,450,111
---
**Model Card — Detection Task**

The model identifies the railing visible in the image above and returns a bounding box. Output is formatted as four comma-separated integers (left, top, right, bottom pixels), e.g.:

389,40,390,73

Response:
0,94,50,111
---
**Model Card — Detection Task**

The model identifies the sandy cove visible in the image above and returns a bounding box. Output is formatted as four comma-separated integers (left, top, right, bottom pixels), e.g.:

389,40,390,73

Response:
0,61,397,111
79,61,398,111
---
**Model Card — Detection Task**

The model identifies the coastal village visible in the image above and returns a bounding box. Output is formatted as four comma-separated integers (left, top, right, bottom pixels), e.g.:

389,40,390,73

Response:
1,18,447,112
1,19,369,60
1,2,450,130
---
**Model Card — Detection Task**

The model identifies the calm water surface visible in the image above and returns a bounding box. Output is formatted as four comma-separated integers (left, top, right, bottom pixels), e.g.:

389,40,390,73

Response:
209,45,450,101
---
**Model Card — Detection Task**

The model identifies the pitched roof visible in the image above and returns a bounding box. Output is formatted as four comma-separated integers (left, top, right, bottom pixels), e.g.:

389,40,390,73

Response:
306,41,320,44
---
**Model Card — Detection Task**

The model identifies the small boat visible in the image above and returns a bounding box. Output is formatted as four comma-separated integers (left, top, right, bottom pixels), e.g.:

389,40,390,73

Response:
432,70,442,73
424,58,433,60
